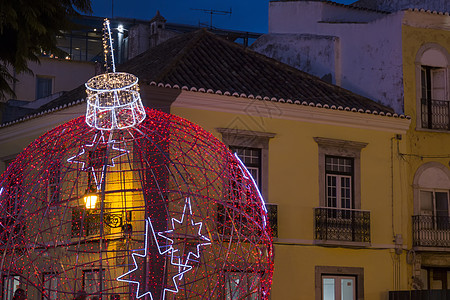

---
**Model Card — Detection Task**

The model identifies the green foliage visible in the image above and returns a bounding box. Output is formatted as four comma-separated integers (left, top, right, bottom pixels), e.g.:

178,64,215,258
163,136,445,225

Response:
0,0,92,100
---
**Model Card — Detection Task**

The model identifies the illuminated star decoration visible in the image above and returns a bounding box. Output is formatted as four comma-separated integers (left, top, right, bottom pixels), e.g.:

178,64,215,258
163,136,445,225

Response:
67,133,129,190
158,197,211,279
117,197,211,299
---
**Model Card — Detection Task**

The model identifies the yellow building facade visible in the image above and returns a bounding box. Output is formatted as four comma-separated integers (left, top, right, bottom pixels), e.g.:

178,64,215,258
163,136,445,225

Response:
168,88,410,299
401,10,450,291
0,28,417,299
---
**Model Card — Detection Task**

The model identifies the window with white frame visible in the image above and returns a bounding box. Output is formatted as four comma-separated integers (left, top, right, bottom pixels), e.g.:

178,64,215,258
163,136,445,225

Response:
325,156,353,211
416,44,450,130
229,146,261,188
420,190,449,229
322,275,356,300
43,273,58,300
2,275,21,300
224,271,261,300
315,266,363,300
216,128,275,202
314,137,367,210
412,162,450,247
413,162,450,224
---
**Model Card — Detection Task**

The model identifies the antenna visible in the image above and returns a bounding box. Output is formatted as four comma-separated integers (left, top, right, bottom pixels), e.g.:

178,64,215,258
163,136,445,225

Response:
190,8,232,29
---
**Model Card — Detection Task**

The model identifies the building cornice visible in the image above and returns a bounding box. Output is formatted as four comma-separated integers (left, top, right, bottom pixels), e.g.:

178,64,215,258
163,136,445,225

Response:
173,91,411,133
0,104,84,145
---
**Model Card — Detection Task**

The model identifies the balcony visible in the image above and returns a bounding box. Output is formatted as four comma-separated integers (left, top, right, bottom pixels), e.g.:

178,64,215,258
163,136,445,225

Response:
421,98,450,130
314,207,370,244
412,215,450,248
266,203,278,238
389,290,449,299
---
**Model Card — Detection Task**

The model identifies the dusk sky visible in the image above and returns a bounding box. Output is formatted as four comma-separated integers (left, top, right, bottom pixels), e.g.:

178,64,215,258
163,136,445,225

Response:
91,0,356,33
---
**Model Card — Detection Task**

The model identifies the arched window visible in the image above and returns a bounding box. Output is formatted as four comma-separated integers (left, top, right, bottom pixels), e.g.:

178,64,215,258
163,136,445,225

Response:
413,162,450,247
415,44,450,130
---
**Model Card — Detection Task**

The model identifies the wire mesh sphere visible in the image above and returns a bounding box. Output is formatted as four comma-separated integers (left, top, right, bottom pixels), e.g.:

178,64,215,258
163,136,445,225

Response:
0,107,273,299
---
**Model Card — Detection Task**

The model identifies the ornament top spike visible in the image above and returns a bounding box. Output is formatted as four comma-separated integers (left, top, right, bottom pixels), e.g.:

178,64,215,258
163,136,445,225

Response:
84,18,146,131
103,19,116,73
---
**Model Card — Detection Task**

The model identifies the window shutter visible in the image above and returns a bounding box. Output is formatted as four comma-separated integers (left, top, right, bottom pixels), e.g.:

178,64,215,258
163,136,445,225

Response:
431,68,447,101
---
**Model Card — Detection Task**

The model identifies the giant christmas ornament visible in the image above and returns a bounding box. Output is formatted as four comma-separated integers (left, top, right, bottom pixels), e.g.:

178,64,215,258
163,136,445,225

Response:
0,20,273,300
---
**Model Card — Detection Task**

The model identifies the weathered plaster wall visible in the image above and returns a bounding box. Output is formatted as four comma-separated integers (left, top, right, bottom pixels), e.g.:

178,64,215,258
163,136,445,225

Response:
265,1,405,113
128,24,151,60
352,0,450,13
12,58,95,102
251,34,339,84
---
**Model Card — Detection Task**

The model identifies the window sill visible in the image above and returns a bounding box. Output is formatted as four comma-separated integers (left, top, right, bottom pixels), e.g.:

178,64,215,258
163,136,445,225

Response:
314,239,371,248
415,127,450,133
413,246,450,252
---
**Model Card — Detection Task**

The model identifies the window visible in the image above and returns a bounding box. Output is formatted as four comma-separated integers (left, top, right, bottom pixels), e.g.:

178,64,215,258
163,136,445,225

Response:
230,146,261,188
36,76,53,99
415,44,450,130
224,271,261,300
412,162,450,247
218,159,258,236
315,266,363,300
314,138,370,244
421,66,449,130
83,269,104,299
420,267,450,290
322,276,355,300
2,275,21,300
419,190,449,229
216,128,275,201
314,137,367,209
42,273,58,300
0,175,25,245
325,156,353,210
217,128,277,237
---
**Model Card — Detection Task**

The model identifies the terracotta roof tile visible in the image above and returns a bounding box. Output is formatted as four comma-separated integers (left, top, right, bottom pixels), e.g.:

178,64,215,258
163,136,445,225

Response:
2,29,402,127
120,29,394,114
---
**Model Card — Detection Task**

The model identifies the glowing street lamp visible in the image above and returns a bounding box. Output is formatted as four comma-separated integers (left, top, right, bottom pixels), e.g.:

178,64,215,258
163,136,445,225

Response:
83,185,98,210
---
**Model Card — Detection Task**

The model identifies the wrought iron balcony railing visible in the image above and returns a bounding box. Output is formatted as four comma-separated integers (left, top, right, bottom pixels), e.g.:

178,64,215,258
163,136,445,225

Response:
314,207,370,243
389,290,449,299
421,98,450,130
266,203,278,238
412,215,450,247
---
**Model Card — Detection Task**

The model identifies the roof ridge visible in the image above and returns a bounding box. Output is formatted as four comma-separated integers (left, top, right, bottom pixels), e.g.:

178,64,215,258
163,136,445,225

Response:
246,40,394,111
154,29,208,83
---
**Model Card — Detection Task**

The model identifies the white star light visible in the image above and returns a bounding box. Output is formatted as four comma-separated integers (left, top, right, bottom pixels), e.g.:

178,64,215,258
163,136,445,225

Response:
117,197,211,299
158,197,211,277
67,133,129,189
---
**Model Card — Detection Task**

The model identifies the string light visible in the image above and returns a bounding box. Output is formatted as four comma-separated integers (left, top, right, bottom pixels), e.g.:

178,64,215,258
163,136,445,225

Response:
0,19,273,299
0,108,274,298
